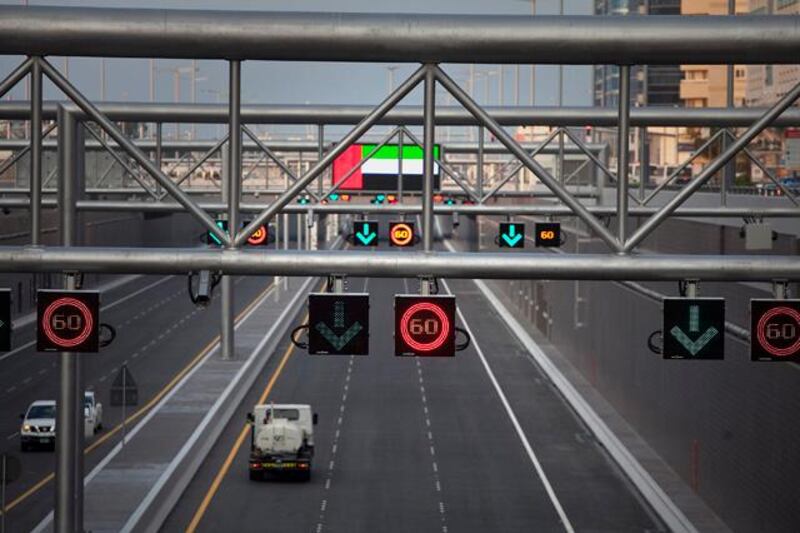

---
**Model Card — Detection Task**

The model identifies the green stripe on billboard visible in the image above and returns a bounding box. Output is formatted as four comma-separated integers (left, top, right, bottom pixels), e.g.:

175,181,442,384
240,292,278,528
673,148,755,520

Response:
361,144,440,160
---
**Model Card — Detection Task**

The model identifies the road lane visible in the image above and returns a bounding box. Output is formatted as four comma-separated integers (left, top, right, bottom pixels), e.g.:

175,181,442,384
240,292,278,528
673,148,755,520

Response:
166,270,664,532
0,273,274,533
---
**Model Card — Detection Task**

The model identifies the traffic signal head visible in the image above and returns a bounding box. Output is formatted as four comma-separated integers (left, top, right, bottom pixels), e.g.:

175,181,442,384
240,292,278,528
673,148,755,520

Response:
298,195,310,205
395,295,456,357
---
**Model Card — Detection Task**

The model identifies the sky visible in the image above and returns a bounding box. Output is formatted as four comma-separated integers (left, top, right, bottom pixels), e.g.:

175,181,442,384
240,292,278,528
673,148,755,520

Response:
0,0,593,138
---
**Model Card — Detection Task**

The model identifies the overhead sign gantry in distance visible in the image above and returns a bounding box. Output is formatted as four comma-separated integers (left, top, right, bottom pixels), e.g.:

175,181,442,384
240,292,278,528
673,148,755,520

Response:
37,290,100,353
662,297,725,360
395,295,456,357
308,293,370,355
751,299,800,362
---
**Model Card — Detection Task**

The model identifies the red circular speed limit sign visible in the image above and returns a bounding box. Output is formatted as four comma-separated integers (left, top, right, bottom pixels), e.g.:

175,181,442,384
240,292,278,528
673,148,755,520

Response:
751,300,800,361
395,295,456,357
42,297,94,348
400,302,450,352
247,225,267,246
37,291,100,353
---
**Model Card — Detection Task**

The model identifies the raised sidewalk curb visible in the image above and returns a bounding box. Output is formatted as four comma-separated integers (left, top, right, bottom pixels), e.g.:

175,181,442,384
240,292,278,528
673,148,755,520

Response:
33,275,316,533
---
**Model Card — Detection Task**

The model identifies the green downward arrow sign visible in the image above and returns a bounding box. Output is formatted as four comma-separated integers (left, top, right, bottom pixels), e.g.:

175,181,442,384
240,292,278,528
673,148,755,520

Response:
670,304,719,356
315,322,363,351
501,224,523,247
356,223,377,245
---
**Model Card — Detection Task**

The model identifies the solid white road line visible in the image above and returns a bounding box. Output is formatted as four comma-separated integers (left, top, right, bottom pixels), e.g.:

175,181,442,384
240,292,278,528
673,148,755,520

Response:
440,278,575,533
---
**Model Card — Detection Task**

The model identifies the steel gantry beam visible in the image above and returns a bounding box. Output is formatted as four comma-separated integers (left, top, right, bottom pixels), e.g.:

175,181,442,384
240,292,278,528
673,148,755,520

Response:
5,102,800,127
0,8,799,64
1,247,799,282
0,198,797,219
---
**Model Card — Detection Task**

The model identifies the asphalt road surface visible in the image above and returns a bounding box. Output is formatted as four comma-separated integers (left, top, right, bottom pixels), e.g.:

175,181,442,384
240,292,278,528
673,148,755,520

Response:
165,266,665,532
0,273,274,533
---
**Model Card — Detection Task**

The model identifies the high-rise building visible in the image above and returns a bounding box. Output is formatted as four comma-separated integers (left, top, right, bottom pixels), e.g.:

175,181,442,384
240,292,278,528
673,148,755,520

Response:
594,1,682,108
745,0,800,177
593,1,682,182
679,1,748,109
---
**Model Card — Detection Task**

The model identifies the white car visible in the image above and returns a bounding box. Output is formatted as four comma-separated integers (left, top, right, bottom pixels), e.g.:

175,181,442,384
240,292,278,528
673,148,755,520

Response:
84,390,103,435
20,400,56,451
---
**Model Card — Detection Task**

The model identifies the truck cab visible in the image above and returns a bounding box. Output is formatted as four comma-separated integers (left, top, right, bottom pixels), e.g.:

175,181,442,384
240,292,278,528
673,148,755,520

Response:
247,403,317,481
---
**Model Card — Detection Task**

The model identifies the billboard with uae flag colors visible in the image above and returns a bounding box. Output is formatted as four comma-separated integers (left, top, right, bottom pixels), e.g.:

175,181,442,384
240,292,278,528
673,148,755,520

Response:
332,143,441,191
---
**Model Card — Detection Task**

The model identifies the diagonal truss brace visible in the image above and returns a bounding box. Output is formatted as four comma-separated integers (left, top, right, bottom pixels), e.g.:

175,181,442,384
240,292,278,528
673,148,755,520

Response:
723,129,799,207
234,64,427,247
242,125,320,202
399,126,480,203
624,77,800,253
38,57,229,245
433,65,622,252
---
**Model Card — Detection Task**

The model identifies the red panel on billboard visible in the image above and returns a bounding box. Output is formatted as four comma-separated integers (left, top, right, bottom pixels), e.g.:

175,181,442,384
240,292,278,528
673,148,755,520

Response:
332,144,364,190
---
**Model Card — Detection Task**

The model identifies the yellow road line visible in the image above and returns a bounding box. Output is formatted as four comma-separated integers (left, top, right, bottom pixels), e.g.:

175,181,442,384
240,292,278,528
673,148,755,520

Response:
185,323,303,533
0,280,275,517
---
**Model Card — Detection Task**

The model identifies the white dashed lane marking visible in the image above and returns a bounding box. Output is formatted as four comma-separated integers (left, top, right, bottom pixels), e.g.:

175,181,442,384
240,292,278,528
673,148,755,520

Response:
416,356,449,532
315,354,355,533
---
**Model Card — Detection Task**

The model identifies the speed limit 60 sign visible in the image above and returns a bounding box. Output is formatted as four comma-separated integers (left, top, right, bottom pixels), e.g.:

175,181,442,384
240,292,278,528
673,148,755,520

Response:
394,295,456,357
37,290,100,353
751,299,800,362
389,221,415,247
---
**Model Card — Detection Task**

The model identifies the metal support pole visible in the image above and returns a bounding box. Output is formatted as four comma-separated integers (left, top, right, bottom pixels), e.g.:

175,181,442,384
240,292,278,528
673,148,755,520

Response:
477,127,484,202
722,0,736,206
433,66,622,252
686,280,698,298
617,65,631,247
155,123,162,197
422,65,435,254
54,104,78,533
639,127,648,201
397,129,404,202
30,57,43,245
317,124,324,197
222,60,241,361
773,280,788,300
558,128,565,187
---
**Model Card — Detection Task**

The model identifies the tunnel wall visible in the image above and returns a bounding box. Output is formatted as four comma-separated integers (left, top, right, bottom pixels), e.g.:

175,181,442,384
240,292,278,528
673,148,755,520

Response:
474,215,800,533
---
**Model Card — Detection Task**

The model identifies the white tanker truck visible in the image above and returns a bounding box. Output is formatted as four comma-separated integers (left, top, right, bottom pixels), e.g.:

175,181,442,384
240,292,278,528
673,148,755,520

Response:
247,403,317,481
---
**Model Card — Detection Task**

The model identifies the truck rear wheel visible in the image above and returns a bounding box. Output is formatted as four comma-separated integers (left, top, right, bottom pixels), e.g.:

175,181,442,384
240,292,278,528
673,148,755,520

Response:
249,470,263,481
298,470,311,482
